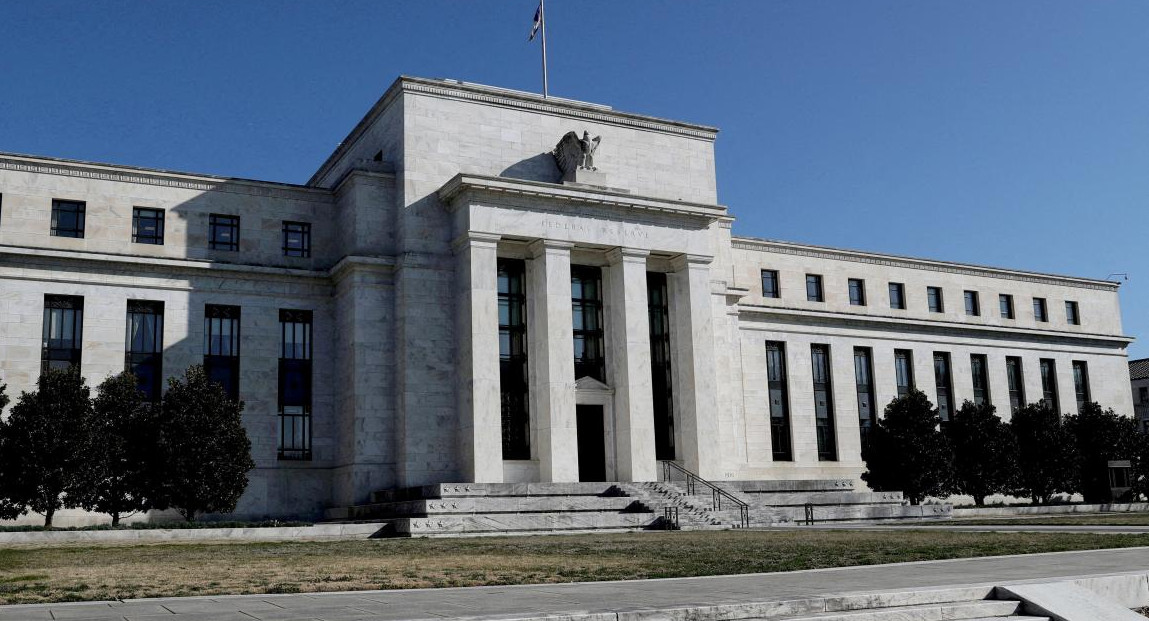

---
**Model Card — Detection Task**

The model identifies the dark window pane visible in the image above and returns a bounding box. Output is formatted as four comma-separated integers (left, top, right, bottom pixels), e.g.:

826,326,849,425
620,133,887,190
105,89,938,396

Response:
766,341,792,461
761,270,779,299
1040,358,1059,414
964,291,979,316
894,349,915,397
848,279,866,306
927,287,943,313
132,207,165,245
499,259,530,459
125,300,164,401
811,344,836,461
571,265,605,382
1072,361,1090,413
209,214,240,251
42,295,84,373
1006,356,1025,414
1000,294,1015,319
282,221,311,258
854,348,874,443
970,354,989,406
889,283,906,309
1033,297,1048,322
649,272,675,461
934,352,953,422
51,200,86,238
1065,301,1080,325
806,275,823,302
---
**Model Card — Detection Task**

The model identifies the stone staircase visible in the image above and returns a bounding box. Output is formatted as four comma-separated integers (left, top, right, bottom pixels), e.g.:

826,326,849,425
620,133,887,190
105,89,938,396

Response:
759,584,1048,620
729,480,952,525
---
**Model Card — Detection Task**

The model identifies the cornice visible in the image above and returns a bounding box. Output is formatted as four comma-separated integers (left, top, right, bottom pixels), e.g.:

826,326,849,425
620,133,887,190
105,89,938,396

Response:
0,152,332,203
438,173,727,225
732,237,1120,292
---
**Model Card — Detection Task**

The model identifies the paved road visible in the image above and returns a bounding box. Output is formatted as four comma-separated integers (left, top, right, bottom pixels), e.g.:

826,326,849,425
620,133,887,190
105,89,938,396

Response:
3,546,1148,621
784,523,1149,535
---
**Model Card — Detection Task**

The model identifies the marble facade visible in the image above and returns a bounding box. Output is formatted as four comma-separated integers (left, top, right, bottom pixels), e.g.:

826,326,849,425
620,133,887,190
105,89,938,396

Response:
0,77,1135,521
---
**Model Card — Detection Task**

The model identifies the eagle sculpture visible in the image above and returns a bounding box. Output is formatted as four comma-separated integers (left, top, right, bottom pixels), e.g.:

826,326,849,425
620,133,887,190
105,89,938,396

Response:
552,130,601,178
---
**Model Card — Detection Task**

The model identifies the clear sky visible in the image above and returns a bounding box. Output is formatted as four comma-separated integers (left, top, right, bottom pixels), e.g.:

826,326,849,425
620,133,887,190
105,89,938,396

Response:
2,1,1147,358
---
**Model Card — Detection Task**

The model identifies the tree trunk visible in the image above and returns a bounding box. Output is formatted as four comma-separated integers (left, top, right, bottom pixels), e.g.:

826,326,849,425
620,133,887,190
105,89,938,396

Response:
44,507,54,529
111,512,120,527
973,494,985,507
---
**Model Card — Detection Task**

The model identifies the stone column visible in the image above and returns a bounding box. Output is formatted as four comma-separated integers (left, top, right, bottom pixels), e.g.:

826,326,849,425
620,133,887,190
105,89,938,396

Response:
527,240,579,482
606,248,657,482
669,254,723,479
453,232,503,483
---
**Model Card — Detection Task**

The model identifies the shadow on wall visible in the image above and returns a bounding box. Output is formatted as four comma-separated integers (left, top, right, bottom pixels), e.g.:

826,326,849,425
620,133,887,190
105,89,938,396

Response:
500,152,563,184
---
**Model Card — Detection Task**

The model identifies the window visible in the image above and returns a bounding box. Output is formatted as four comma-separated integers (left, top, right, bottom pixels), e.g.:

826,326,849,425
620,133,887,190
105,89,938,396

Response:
1072,361,1090,413
964,291,980,316
208,214,240,251
51,199,85,238
279,310,312,460
889,282,906,310
1033,297,1048,322
927,286,944,313
125,300,164,402
970,354,990,406
933,352,954,423
761,270,780,299
765,342,792,461
1065,301,1080,325
894,349,915,397
282,221,311,258
806,274,824,302
854,348,875,442
1040,358,1059,414
1000,294,1015,319
204,304,241,400
848,278,866,306
649,272,675,461
571,266,605,382
1006,357,1025,414
811,344,837,461
42,295,84,372
499,259,530,460
132,207,164,245
1140,386,1148,404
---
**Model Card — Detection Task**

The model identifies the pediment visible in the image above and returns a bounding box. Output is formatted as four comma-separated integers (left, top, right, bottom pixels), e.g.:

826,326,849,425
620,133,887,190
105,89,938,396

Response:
574,376,613,393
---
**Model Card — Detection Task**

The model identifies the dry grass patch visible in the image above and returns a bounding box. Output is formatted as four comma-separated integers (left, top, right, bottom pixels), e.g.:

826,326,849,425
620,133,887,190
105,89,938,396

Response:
937,513,1149,526
2,529,1148,604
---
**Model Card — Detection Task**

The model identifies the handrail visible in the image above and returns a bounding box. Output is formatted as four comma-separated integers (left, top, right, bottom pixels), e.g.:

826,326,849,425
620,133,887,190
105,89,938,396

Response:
659,460,750,528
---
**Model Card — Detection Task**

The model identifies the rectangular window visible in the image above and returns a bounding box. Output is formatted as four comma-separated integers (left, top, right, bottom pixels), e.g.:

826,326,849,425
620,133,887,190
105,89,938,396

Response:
132,207,165,245
571,266,605,382
934,352,954,423
970,354,990,406
761,269,780,299
279,309,312,460
964,290,980,316
208,214,240,251
1033,297,1048,322
499,259,530,460
1072,360,1090,413
811,344,837,461
51,199,85,238
806,274,824,302
894,349,915,397
1000,294,1015,319
125,300,164,402
854,347,875,442
1006,356,1025,414
1140,386,1148,404
1065,301,1080,325
848,278,866,306
204,304,241,400
765,341,792,461
649,272,675,461
889,282,906,309
927,286,944,313
42,295,84,373
282,221,311,258
1040,358,1059,414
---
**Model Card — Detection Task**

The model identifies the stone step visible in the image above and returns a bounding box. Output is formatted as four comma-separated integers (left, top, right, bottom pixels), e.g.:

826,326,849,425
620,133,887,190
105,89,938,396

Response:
389,510,657,536
744,491,906,507
773,599,1023,620
730,479,857,493
335,496,644,520
762,503,951,524
371,482,624,503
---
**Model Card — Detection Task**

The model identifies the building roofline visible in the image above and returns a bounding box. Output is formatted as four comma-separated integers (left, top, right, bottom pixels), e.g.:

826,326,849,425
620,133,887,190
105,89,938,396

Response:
0,151,331,200
307,75,721,188
731,235,1122,291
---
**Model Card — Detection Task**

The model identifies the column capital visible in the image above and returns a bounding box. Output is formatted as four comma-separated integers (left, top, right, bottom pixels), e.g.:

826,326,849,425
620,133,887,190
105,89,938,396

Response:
669,253,714,270
451,231,501,255
527,238,576,258
605,247,651,265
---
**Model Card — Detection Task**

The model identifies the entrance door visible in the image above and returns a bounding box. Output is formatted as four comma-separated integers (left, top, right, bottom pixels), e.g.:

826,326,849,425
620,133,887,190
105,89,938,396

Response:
576,404,607,482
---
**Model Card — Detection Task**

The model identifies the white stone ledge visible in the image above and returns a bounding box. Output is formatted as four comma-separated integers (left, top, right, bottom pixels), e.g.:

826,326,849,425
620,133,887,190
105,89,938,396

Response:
0,522,387,545
0,244,332,280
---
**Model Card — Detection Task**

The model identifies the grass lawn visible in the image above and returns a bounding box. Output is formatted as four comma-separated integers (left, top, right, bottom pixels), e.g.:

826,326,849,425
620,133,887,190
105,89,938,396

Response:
1,530,1149,604
939,513,1149,527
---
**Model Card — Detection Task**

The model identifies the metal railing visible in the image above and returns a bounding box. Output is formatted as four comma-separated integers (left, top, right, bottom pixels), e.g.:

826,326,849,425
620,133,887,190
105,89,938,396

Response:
659,460,750,528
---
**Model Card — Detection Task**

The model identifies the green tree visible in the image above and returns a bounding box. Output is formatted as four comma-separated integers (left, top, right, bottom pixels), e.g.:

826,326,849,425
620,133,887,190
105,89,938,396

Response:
0,377,20,520
156,365,254,522
1064,402,1139,503
1130,430,1149,501
77,371,164,526
0,368,95,526
0,377,8,412
1009,402,1076,504
862,390,953,504
946,400,1016,506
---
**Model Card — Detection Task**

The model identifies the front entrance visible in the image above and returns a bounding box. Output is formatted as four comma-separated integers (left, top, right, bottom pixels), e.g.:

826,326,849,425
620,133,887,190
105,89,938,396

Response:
576,404,607,482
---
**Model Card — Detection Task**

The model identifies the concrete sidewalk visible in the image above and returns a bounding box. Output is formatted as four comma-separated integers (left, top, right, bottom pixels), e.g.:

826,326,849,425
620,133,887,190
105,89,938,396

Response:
3,546,1148,621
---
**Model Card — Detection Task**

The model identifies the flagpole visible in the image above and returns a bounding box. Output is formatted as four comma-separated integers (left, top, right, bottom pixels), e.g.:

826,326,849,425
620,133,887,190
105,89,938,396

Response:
540,0,549,98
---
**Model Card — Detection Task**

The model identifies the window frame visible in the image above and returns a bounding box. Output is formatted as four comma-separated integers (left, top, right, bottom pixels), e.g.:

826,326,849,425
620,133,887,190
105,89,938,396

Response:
50,199,86,238
571,265,606,382
208,213,240,252
282,221,312,258
894,349,915,397
760,269,780,299
888,282,906,310
132,207,165,245
1006,356,1025,414
1072,360,1091,413
964,290,980,316
848,278,866,306
853,347,875,442
278,309,313,461
927,286,944,313
765,341,792,462
203,304,241,400
1000,294,1015,319
125,300,164,402
1065,301,1080,325
1033,297,1048,323
1040,358,1059,414
499,259,531,460
42,294,84,373
970,353,990,406
806,274,824,303
933,351,954,423
810,344,837,461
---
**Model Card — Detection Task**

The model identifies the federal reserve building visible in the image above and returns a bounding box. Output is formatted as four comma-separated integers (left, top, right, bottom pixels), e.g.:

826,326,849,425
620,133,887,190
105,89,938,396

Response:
0,77,1135,530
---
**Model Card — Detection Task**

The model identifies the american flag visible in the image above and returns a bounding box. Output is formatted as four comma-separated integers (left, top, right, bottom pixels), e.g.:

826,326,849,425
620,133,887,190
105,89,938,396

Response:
529,3,542,41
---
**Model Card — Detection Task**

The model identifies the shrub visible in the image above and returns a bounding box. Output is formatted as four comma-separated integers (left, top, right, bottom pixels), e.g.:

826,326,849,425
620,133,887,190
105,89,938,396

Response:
1010,402,1076,504
946,400,1016,506
156,365,255,522
1064,402,1140,503
0,368,95,526
862,390,953,504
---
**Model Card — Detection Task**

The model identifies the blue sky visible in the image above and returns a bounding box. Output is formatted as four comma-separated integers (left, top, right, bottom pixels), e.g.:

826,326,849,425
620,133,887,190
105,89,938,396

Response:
2,1,1147,358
